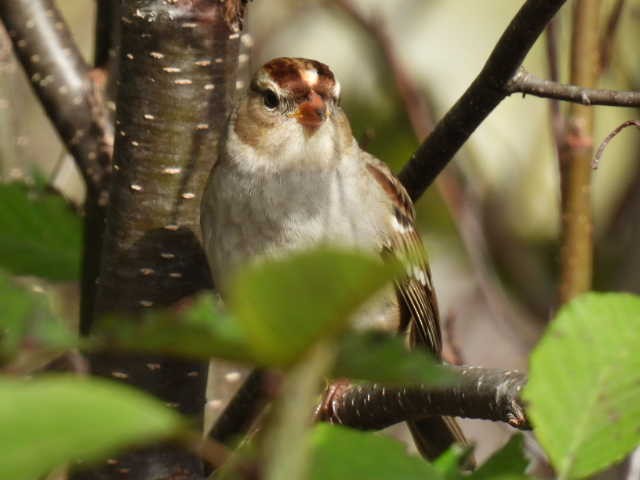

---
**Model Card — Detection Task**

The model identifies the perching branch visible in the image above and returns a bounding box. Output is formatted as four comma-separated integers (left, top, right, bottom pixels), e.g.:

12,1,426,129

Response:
506,67,640,108
318,366,529,430
0,0,113,195
398,0,567,201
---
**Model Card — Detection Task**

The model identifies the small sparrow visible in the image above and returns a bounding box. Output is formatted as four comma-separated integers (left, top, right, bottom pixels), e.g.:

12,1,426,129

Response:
201,57,465,460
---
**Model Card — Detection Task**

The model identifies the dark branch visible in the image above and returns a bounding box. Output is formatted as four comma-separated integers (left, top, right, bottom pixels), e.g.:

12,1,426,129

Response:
318,366,529,430
398,0,567,201
0,0,113,194
506,67,640,108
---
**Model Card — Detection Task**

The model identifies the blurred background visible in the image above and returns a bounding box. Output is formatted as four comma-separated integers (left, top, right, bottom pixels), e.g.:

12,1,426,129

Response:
2,0,640,467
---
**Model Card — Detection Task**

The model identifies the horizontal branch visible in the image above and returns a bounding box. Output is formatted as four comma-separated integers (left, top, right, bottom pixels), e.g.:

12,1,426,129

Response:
0,0,112,194
506,67,640,107
398,0,567,201
318,366,529,430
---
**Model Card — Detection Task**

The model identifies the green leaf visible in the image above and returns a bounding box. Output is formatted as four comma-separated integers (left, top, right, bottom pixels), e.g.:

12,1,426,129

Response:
94,293,251,362
0,374,184,480
0,272,75,363
309,424,443,480
229,247,400,366
432,444,473,480
525,292,640,479
472,434,529,479
0,183,82,281
334,332,456,386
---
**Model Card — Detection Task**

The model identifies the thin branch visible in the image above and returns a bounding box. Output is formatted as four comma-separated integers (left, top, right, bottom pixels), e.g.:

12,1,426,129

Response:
398,0,567,201
506,67,640,107
332,0,433,136
593,120,640,169
599,0,625,73
0,0,113,194
318,366,529,430
545,18,566,177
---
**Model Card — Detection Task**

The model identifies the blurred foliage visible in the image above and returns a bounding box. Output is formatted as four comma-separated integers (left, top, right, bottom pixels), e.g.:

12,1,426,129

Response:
334,331,454,386
229,247,401,366
0,375,184,480
525,293,640,479
94,293,249,363
0,183,81,281
309,425,530,480
0,271,75,364
309,424,444,480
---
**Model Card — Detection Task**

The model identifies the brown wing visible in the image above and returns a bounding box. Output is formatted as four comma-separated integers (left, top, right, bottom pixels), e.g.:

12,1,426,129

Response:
364,153,469,462
364,154,442,355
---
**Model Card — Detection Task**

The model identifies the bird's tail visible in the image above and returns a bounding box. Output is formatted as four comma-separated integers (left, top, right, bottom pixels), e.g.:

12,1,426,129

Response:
408,416,474,467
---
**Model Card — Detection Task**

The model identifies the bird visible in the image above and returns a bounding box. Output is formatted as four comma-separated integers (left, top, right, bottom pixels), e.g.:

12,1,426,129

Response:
200,57,466,461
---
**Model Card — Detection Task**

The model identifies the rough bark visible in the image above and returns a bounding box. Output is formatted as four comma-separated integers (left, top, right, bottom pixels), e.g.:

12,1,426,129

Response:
74,2,246,479
318,366,529,431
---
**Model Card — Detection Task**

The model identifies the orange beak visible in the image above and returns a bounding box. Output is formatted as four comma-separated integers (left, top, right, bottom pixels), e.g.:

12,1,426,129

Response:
293,91,327,133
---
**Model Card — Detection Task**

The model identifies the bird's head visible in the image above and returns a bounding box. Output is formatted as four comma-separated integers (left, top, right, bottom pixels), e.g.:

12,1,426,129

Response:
229,57,353,169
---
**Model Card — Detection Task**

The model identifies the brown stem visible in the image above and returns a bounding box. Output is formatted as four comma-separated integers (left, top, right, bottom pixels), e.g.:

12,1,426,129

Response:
318,366,529,430
398,0,567,202
558,0,601,304
506,67,640,107
0,0,113,193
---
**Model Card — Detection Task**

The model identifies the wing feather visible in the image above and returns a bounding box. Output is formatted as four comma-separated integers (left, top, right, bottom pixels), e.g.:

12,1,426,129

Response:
363,154,442,355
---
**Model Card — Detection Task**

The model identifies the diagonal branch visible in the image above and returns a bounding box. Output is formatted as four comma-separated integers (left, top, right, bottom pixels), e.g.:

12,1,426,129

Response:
318,366,529,430
506,67,640,107
398,0,567,201
0,0,113,195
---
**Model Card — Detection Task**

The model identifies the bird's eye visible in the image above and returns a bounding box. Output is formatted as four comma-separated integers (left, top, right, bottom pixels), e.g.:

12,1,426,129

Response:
263,90,279,110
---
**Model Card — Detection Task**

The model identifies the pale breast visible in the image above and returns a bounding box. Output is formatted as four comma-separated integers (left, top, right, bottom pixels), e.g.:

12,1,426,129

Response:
201,153,392,293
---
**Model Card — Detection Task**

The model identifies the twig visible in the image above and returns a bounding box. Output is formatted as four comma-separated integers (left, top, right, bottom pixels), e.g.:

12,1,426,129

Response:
593,120,640,169
599,0,625,73
398,0,567,202
558,0,601,304
506,67,640,107
318,366,529,430
332,0,433,136
545,18,566,172
0,0,113,193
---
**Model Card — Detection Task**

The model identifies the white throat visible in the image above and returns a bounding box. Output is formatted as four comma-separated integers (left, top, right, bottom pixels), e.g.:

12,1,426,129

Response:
226,117,350,175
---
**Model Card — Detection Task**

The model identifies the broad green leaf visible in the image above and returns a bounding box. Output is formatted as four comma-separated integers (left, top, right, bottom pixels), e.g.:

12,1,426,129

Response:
334,332,456,386
309,424,443,480
0,272,75,363
0,375,184,480
472,434,529,479
0,183,82,281
525,293,640,479
94,293,251,362
229,247,400,366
